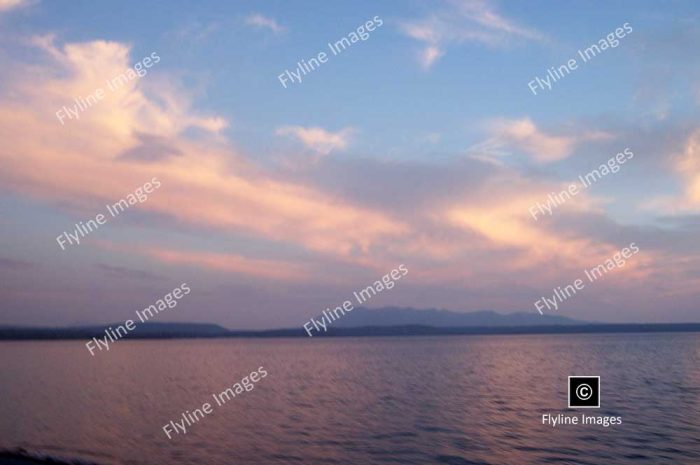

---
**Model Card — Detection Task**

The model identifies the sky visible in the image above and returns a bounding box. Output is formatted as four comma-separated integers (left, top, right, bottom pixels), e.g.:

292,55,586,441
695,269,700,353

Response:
0,0,699,328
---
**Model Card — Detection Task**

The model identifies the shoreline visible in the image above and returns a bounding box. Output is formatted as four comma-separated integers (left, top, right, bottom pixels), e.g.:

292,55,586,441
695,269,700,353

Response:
1,323,700,341
0,449,102,465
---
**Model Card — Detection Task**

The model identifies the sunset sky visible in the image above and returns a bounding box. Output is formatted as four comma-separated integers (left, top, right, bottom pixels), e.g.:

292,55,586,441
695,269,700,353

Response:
1,0,699,328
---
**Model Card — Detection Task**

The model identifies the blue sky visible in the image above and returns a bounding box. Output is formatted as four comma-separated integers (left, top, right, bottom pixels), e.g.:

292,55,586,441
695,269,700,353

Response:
19,0,690,158
1,0,699,327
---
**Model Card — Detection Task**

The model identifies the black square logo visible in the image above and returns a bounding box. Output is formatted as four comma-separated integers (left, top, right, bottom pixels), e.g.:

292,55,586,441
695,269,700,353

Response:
568,376,600,408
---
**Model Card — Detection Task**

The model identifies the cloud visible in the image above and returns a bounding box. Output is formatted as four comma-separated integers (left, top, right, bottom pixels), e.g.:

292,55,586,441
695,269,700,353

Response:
419,46,445,69
26,36,227,137
118,133,183,162
95,243,312,282
439,169,616,273
174,21,220,43
143,247,311,281
291,154,630,279
677,130,700,198
399,0,543,69
490,118,577,162
276,126,353,156
484,117,613,163
0,37,405,267
3,32,700,325
245,13,285,34
0,257,33,269
96,263,165,281
665,129,700,210
0,0,31,12
0,33,631,290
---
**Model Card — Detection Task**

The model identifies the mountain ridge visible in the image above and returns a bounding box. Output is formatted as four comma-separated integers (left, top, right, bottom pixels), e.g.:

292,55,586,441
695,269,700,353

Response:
1,307,699,339
332,306,584,327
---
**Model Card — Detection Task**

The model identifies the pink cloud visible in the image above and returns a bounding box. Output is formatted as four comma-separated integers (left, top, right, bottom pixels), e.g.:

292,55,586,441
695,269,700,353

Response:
0,38,407,270
486,117,614,163
276,126,354,156
0,34,665,306
399,0,543,69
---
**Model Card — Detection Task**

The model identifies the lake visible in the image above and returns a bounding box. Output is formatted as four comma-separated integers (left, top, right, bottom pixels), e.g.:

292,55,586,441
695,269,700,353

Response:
1,333,699,464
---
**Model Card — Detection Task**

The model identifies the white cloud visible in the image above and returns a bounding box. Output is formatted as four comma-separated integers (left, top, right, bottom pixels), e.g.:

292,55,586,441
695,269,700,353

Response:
493,118,575,162
399,0,543,69
0,0,31,12
484,117,613,163
245,13,285,34
276,126,353,156
419,46,445,69
670,129,700,209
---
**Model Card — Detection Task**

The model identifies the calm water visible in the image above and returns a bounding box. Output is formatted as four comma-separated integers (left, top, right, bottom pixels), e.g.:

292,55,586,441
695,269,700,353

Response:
0,333,699,465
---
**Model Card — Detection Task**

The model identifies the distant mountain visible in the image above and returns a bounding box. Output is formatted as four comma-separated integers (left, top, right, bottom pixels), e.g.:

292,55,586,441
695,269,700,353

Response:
333,307,584,328
2,311,699,340
0,322,230,339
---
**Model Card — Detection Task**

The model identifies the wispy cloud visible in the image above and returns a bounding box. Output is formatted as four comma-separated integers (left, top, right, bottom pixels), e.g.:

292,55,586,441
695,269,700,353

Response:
142,247,311,281
174,21,220,43
483,117,613,163
245,13,285,34
1,35,621,287
678,129,700,206
652,129,700,212
419,46,445,69
117,133,183,163
399,0,543,69
96,263,165,281
0,257,33,269
276,126,354,156
0,38,403,266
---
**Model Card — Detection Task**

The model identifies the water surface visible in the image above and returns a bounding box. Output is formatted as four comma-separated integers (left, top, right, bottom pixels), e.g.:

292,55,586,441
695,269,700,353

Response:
1,333,699,464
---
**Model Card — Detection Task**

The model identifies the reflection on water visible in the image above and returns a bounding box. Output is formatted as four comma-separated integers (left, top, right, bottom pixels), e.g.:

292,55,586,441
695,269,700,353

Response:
0,333,699,464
